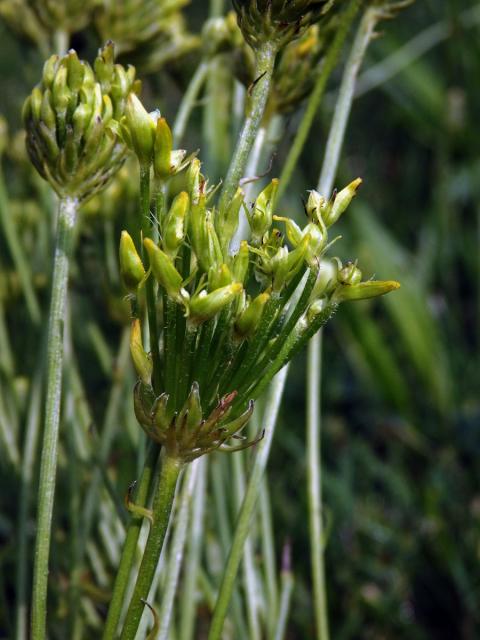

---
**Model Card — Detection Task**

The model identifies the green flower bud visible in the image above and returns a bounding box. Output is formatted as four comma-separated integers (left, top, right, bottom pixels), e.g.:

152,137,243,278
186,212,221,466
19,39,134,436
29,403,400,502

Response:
130,319,152,385
249,178,278,245
123,93,155,166
144,238,187,305
189,283,243,324
23,45,136,201
312,258,339,298
119,230,145,292
323,178,362,227
231,240,250,283
209,263,233,291
306,298,326,324
190,197,223,273
153,116,173,179
162,191,189,257
235,292,270,337
306,189,327,221
217,187,244,253
332,279,400,303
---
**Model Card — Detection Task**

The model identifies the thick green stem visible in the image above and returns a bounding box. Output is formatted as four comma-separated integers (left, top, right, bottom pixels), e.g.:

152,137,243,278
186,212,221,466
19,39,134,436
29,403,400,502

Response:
308,9,380,640
120,455,183,640
277,0,361,203
207,367,288,640
218,41,277,213
31,195,78,640
139,168,162,393
102,444,159,640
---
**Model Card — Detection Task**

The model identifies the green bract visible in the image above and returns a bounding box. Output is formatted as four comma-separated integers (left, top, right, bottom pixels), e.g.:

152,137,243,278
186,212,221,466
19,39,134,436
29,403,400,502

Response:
22,43,137,202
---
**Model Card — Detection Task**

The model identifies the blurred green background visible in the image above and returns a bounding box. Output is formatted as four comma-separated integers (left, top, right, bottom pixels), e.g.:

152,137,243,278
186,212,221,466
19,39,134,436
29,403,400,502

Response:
0,1,479,638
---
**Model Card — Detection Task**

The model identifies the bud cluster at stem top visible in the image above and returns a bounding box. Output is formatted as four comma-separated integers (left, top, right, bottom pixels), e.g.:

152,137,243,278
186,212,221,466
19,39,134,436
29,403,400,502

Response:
119,97,400,461
22,42,138,202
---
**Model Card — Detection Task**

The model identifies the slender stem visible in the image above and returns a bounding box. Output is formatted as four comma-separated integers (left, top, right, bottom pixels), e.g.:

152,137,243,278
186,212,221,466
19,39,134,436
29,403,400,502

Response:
157,462,199,640
207,366,288,640
139,167,162,394
272,544,294,640
218,41,277,214
0,165,41,324
277,0,361,203
260,481,278,638
31,195,78,640
102,444,159,640
179,458,207,640
173,60,209,144
307,9,380,640
120,455,183,640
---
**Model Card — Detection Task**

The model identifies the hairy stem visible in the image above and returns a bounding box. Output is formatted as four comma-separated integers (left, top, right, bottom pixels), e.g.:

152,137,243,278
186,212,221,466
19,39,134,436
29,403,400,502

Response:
218,41,277,213
31,195,78,640
119,455,183,640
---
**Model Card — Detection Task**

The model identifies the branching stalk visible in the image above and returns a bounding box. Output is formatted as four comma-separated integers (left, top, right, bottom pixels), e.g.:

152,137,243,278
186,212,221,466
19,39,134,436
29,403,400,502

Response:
31,195,78,640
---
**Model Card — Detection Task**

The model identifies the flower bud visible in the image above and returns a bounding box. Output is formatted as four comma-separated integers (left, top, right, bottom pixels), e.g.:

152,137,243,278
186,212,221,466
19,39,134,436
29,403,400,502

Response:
190,199,223,272
306,189,327,221
209,264,233,291
144,238,187,304
189,283,243,324
163,191,189,257
235,292,270,337
323,178,362,227
119,230,145,292
123,93,155,166
217,187,244,253
153,117,173,179
130,319,152,385
231,240,249,283
312,258,339,298
249,179,278,245
332,280,400,303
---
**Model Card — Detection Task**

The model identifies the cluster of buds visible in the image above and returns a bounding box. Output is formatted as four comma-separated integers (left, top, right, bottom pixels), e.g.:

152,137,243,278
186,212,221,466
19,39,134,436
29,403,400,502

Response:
95,0,199,73
232,0,335,50
0,0,99,49
119,95,399,463
22,43,138,202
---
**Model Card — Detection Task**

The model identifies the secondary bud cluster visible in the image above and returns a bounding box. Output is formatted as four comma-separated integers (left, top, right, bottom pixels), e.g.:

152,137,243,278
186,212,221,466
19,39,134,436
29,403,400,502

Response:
119,95,399,462
22,43,138,202
232,0,334,50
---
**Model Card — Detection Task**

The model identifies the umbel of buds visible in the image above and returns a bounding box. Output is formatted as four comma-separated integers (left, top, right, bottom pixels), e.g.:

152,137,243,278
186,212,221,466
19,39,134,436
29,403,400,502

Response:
22,42,138,202
232,0,334,49
119,97,399,463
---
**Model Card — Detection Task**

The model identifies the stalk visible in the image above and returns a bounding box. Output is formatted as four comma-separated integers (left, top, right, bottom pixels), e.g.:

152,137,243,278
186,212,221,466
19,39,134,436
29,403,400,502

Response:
173,61,209,144
218,41,278,213
277,0,361,203
207,366,288,640
102,444,159,640
308,9,381,640
31,195,78,640
139,167,162,394
157,462,199,640
272,543,294,640
119,455,183,640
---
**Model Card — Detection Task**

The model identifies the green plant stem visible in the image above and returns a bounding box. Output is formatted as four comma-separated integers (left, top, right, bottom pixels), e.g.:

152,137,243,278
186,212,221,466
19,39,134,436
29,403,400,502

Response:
139,167,162,394
157,462,199,640
276,0,361,203
218,41,277,214
207,366,288,640
179,458,207,640
120,455,183,640
260,481,278,638
307,9,380,640
31,195,78,640
173,60,209,144
102,443,159,640
272,553,294,640
0,166,41,324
